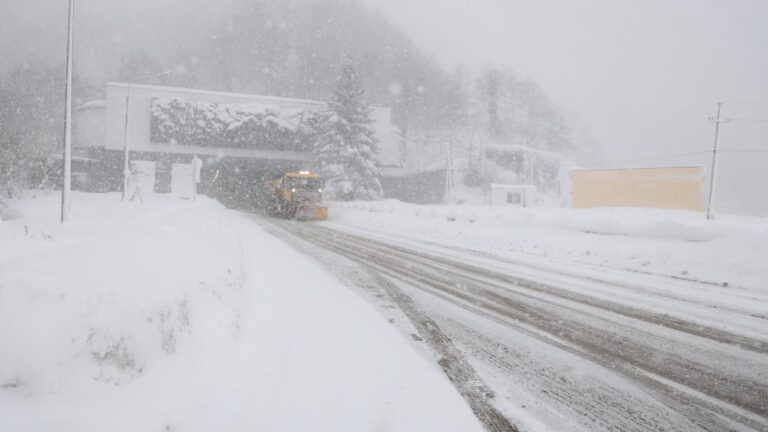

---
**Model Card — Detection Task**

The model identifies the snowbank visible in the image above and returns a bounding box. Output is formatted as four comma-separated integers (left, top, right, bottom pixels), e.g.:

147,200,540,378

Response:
0,193,483,432
0,200,24,221
329,200,768,290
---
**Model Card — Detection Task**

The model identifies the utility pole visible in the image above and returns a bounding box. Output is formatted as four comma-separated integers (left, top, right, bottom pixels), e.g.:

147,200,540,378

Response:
445,140,454,205
121,86,131,201
529,149,535,185
706,102,730,220
61,0,75,223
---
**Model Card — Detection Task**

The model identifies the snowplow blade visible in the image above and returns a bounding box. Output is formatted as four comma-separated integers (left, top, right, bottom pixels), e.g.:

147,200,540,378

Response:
297,206,328,221
315,207,328,220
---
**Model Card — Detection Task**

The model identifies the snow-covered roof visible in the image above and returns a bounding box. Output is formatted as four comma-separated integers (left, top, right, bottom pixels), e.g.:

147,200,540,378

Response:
151,97,312,137
107,82,327,109
571,165,705,172
484,144,566,162
490,183,536,189
77,100,107,110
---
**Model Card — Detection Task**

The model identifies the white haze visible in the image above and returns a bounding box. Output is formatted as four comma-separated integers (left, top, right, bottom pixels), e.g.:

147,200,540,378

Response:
361,0,768,216
1,0,766,215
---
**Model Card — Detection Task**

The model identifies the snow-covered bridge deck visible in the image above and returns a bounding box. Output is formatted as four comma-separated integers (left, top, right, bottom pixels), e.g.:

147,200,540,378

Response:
76,83,393,165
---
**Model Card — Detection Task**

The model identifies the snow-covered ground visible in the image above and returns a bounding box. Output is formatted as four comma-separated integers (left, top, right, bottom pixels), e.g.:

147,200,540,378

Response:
328,200,768,291
312,200,768,431
0,193,484,432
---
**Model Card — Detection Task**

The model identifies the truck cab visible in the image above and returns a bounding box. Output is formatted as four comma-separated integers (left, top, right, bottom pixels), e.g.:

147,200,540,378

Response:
267,171,328,220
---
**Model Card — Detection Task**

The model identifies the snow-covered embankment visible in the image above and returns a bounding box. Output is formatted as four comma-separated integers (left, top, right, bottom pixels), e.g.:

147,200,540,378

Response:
328,200,768,291
0,193,483,432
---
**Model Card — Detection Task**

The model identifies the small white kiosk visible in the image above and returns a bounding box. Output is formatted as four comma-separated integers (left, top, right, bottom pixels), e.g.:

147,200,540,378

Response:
490,184,536,207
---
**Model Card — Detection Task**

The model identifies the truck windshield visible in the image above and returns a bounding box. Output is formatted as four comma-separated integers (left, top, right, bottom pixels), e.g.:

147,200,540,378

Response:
285,177,321,191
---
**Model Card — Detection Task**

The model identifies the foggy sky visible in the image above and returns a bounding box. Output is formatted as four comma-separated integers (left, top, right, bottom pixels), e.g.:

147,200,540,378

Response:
362,0,768,215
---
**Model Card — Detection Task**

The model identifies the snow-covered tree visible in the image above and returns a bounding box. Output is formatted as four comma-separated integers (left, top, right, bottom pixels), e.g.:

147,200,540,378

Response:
314,61,383,201
476,68,572,151
150,97,315,151
0,64,66,197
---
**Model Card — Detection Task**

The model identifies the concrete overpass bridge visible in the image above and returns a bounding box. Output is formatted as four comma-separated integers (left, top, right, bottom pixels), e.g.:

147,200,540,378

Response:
74,83,396,205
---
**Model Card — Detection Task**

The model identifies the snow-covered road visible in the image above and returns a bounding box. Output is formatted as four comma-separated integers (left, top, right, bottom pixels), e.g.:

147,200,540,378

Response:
263,212,768,432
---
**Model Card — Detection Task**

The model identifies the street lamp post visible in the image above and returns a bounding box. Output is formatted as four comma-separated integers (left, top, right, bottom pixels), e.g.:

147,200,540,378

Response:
121,71,172,201
61,0,75,222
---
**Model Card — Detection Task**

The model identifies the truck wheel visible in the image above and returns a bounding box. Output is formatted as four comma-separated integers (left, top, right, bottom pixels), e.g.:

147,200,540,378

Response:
285,203,296,219
265,199,277,217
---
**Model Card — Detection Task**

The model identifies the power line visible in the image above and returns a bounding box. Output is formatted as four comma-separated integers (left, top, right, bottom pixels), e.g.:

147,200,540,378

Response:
724,101,768,106
591,102,706,130
580,147,767,168
596,122,702,146
582,151,710,168
719,148,768,153
730,118,768,123
592,105,767,146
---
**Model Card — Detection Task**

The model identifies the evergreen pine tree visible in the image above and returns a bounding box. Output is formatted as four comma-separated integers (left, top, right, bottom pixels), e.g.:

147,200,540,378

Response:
314,61,383,201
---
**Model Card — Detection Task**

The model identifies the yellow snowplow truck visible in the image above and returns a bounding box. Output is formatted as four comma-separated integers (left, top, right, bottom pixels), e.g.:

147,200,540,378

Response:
266,171,328,220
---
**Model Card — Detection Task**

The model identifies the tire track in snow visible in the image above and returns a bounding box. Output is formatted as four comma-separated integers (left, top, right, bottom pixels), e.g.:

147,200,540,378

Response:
324,221,768,316
258,217,518,432
439,317,698,432
316,224,768,355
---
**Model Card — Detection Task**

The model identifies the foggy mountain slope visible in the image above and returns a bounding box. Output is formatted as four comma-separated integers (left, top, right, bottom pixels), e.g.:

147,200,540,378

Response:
2,0,573,140
1,0,450,120
0,0,234,76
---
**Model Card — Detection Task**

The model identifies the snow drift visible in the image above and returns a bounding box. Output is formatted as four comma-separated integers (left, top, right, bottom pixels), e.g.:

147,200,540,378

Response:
0,193,483,432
